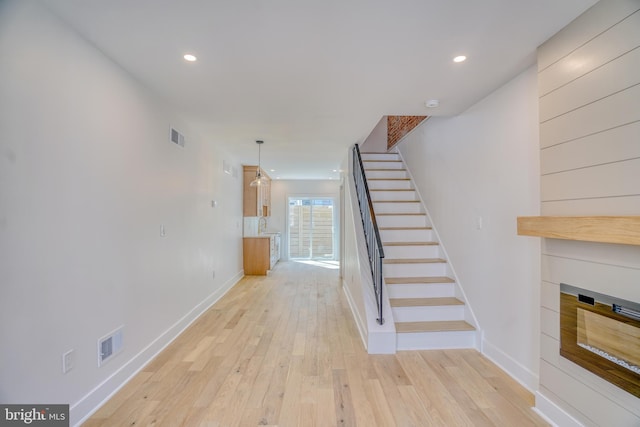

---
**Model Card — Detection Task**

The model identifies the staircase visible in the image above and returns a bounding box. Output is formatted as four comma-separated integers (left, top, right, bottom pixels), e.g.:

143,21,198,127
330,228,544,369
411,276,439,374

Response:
361,150,477,350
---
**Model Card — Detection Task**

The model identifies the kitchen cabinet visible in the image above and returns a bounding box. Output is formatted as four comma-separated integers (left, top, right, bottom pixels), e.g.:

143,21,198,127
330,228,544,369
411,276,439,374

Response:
243,165,271,217
243,234,280,275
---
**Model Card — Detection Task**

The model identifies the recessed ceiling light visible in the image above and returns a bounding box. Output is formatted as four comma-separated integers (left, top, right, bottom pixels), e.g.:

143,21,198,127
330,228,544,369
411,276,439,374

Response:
425,99,440,108
453,55,467,63
270,169,276,172
183,54,197,62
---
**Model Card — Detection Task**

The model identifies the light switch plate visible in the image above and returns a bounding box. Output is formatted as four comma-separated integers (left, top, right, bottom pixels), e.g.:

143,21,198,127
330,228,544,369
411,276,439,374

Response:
62,349,74,374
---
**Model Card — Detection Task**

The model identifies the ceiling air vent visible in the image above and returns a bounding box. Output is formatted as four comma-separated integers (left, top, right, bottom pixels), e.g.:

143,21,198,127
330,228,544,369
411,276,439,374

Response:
170,127,185,147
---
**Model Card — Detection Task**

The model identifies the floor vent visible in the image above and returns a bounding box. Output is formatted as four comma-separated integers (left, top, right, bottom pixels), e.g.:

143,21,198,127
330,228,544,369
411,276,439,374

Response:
98,326,123,367
170,127,185,147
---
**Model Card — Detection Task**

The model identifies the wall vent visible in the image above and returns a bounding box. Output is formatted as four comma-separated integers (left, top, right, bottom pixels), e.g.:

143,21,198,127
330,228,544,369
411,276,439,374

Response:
223,159,237,177
98,326,123,367
170,127,185,147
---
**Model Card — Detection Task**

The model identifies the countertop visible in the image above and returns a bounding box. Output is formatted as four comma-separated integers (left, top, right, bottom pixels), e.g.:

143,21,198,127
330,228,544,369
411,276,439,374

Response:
244,231,281,238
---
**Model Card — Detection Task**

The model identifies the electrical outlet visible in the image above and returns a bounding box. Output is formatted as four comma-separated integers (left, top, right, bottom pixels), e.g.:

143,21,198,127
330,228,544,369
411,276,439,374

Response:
62,349,74,374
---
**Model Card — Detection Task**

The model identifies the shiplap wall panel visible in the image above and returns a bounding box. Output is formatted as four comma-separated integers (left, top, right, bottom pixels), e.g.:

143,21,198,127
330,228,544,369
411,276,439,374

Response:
540,121,640,175
540,306,559,340
540,335,640,419
540,280,559,312
540,333,558,366
541,254,640,302
543,238,640,268
540,360,638,427
537,2,640,424
537,0,640,71
540,48,640,122
541,337,640,416
540,83,640,148
542,195,640,215
540,361,640,427
538,385,592,427
539,10,640,96
541,158,640,201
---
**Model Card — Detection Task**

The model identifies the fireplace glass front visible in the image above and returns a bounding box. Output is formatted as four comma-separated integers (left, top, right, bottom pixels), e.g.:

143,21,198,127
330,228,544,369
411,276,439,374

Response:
560,283,640,398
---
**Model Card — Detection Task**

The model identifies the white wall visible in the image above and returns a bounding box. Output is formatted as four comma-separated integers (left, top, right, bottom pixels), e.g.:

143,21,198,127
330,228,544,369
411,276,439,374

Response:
360,116,387,153
341,172,369,347
0,1,243,424
536,2,640,426
340,153,397,353
398,66,542,389
269,180,340,260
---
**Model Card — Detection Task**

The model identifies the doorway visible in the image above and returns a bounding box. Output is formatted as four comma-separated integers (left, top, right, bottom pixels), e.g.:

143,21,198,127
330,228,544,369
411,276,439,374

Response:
288,197,336,260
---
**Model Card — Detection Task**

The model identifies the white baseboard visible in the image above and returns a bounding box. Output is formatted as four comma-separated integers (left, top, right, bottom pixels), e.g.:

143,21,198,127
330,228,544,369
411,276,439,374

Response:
71,270,244,426
481,337,539,393
534,391,584,427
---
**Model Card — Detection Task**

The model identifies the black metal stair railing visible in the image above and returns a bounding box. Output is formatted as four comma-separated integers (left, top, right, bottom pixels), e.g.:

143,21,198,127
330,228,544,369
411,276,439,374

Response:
352,144,385,325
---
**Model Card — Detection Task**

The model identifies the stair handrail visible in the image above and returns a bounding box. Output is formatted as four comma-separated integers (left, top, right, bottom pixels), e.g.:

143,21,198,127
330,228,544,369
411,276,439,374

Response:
352,144,385,325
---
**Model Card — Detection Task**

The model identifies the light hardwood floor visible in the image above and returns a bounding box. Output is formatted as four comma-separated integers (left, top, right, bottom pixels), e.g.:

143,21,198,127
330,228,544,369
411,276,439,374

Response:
84,261,548,427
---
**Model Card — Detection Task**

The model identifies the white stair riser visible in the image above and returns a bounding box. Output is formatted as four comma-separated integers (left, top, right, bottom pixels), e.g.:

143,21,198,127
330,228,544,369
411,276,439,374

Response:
367,180,413,190
361,153,400,161
383,262,448,277
376,215,429,228
365,170,409,179
373,202,423,214
392,305,465,322
380,229,433,242
363,161,404,169
370,191,418,202
386,283,455,299
385,279,454,288
383,245,441,258
396,330,477,351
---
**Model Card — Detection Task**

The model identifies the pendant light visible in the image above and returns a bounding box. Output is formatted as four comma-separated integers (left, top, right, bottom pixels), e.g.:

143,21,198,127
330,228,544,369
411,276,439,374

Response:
250,140,267,187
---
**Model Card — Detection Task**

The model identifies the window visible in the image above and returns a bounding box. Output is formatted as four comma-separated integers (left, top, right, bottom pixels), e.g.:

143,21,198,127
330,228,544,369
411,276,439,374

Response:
288,197,335,260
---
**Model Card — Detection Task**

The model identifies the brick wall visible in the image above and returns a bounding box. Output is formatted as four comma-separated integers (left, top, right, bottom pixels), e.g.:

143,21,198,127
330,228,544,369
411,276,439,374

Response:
387,115,427,149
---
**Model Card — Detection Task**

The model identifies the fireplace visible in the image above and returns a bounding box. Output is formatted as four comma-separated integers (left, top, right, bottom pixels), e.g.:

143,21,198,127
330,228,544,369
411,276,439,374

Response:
560,283,640,398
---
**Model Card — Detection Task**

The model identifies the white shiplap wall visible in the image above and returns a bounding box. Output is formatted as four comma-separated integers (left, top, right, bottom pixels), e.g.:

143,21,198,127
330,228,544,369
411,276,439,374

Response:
536,1,640,426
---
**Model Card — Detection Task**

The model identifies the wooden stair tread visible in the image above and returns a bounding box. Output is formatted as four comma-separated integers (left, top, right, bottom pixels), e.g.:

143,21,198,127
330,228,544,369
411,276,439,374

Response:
379,226,432,230
384,258,446,264
377,213,426,216
371,188,414,191
385,276,455,284
373,200,420,203
368,178,410,181
383,241,439,246
395,320,475,333
390,297,464,307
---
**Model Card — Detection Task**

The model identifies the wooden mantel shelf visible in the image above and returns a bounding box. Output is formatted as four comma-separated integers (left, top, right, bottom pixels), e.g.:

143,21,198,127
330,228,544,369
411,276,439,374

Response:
517,216,640,246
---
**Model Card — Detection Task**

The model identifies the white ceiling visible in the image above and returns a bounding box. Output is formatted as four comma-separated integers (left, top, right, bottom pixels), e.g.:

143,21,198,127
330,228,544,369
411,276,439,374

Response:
39,0,596,179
